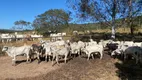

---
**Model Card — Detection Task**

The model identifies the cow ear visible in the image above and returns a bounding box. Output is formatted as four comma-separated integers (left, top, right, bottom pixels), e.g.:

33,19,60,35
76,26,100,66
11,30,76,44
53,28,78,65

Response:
6,46,8,50
3,46,8,49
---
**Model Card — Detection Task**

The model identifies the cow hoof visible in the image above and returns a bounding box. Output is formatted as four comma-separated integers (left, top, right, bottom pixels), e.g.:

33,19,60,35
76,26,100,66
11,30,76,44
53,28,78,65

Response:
38,61,41,64
12,64,16,66
26,62,30,64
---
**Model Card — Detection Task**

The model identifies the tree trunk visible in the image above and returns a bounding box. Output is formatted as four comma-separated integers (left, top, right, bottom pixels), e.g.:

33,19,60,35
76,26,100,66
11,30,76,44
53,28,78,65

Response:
111,22,116,39
130,20,134,36
111,0,116,39
128,0,134,37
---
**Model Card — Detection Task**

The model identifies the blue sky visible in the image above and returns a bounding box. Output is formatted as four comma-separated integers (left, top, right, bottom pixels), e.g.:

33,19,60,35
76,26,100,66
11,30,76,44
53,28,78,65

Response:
0,0,68,29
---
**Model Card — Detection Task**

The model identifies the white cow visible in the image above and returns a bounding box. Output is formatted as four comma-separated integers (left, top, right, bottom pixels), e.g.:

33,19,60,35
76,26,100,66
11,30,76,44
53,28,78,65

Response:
123,41,134,47
82,44,104,60
111,44,128,57
50,33,63,41
62,32,66,36
0,33,14,43
70,42,79,55
133,42,142,47
51,44,70,66
70,41,85,56
42,42,52,61
15,34,25,41
88,39,97,46
42,40,66,61
2,45,31,66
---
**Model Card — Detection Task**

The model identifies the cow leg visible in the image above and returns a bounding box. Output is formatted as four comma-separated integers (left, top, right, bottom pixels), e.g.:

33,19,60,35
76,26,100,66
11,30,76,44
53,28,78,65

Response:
52,54,56,66
45,53,48,62
26,54,30,63
48,52,51,61
87,53,90,61
48,56,51,61
12,56,16,66
78,50,80,57
64,55,67,63
124,53,127,61
91,54,94,59
80,49,82,56
100,51,103,60
56,55,59,65
140,53,142,63
135,52,139,64
37,52,40,63
120,51,124,59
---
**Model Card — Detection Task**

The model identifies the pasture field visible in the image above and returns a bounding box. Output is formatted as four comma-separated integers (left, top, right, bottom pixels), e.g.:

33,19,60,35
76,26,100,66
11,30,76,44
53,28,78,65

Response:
0,34,142,80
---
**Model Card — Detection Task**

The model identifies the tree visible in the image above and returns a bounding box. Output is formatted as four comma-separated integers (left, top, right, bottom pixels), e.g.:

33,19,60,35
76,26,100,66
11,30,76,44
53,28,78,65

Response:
32,9,71,33
67,0,142,39
67,0,119,39
118,0,142,36
14,20,31,30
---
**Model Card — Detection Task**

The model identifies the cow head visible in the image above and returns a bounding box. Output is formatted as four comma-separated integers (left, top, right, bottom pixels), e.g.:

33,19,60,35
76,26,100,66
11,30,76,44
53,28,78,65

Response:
2,46,8,52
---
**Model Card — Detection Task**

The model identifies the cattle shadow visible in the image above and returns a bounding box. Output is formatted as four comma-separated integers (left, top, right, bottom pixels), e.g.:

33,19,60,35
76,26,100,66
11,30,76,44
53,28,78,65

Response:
16,60,27,65
114,33,142,80
52,56,73,66
16,58,41,66
108,47,142,80
115,60,142,80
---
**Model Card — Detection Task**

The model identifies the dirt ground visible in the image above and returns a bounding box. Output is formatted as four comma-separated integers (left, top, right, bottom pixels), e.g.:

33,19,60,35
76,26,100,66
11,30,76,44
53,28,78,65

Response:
1,40,142,80
0,56,61,79
0,51,121,80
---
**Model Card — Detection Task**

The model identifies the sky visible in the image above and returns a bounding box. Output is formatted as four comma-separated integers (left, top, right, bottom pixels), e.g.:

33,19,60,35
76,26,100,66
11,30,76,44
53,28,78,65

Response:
0,0,68,29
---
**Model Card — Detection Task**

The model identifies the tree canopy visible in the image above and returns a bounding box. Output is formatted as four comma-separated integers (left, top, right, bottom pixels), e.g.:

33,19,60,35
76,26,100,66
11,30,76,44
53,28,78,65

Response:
13,20,31,30
32,9,71,33
67,0,142,38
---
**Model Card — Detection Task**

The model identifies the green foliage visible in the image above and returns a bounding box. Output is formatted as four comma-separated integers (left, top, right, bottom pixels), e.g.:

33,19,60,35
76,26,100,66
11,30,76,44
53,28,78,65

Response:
13,20,31,30
32,9,71,34
67,0,142,38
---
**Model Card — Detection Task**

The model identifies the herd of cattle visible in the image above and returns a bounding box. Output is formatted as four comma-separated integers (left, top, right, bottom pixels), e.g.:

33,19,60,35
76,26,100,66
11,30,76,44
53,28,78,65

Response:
1,38,142,66
0,32,68,43
0,33,43,43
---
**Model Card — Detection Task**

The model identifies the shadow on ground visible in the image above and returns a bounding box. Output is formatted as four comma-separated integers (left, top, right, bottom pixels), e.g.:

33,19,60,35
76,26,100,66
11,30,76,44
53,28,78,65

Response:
115,58,142,80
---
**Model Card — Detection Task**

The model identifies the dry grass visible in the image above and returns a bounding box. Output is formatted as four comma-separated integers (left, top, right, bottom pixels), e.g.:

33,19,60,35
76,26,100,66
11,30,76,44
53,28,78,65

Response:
85,27,142,34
